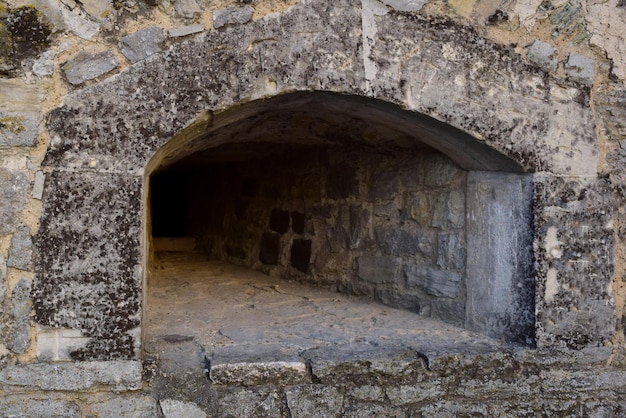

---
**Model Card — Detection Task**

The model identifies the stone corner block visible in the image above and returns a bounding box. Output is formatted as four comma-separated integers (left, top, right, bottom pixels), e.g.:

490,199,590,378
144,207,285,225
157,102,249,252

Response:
565,53,595,86
119,26,165,64
527,40,558,72
62,50,119,85
0,360,142,391
213,5,255,29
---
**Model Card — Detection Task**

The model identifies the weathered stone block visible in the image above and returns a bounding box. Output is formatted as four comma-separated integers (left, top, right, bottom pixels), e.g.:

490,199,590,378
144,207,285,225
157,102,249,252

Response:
208,345,310,386
7,225,33,270
160,399,206,418
119,26,165,64
533,174,616,348
213,5,254,29
369,169,399,200
0,360,142,391
168,24,204,38
357,255,401,284
424,154,460,187
0,255,5,305
404,264,462,298
286,386,344,417
436,232,465,271
36,326,91,361
527,40,558,72
174,0,202,19
62,50,119,85
0,112,40,147
86,395,158,418
431,188,465,229
0,397,80,418
0,168,29,235
466,171,534,344
375,226,434,258
32,170,45,199
9,278,31,354
217,388,286,417
405,192,431,226
33,171,142,360
564,53,595,85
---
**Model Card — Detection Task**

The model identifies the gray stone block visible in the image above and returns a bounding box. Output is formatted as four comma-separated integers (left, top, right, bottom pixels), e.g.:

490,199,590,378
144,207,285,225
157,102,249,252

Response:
431,188,465,229
404,264,462,298
161,399,206,418
0,398,80,418
375,226,434,258
59,6,100,40
168,24,204,38
286,386,344,418
405,193,431,226
369,170,399,200
0,169,29,235
466,171,534,344
86,395,158,418
424,154,459,187
32,170,45,199
0,360,142,391
213,5,254,29
565,53,594,86
9,278,31,354
527,40,558,72
436,232,465,271
0,112,41,147
217,389,285,418
380,0,427,12
62,50,119,85
119,26,165,64
7,225,33,271
208,344,310,386
174,0,202,19
357,255,401,284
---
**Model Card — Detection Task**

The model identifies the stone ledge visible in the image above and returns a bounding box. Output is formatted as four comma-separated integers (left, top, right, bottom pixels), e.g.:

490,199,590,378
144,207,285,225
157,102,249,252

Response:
0,360,142,392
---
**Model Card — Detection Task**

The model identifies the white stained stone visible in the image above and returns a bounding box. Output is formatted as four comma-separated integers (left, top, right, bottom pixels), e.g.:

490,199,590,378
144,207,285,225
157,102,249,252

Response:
160,399,207,418
60,6,100,40
32,171,45,199
168,24,205,38
380,0,427,12
565,53,595,86
527,40,558,72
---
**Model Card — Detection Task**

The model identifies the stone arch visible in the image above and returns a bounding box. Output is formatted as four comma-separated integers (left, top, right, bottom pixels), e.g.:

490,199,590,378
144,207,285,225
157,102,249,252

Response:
33,0,611,360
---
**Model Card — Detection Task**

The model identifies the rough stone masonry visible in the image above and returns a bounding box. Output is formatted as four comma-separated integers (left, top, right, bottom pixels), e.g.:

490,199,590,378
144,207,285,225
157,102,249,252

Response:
0,0,625,416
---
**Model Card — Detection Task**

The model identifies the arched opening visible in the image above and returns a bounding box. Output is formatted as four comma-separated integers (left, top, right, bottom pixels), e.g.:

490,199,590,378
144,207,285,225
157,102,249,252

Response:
143,92,535,377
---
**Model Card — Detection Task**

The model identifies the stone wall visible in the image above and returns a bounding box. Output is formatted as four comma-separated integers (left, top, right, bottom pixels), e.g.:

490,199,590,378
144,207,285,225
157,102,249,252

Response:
0,0,625,415
166,147,469,325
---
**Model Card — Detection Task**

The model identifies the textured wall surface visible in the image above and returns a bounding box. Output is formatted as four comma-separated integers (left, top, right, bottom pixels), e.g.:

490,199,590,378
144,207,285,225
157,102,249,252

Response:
0,0,625,414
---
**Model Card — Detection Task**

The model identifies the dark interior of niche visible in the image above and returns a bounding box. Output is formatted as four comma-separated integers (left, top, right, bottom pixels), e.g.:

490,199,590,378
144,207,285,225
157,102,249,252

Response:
149,140,470,326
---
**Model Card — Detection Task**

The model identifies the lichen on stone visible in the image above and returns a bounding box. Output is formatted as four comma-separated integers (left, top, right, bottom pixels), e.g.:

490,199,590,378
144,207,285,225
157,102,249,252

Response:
0,115,25,134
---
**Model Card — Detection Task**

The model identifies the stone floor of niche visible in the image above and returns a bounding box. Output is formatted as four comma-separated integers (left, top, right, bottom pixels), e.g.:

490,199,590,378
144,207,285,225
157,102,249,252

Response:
144,251,518,386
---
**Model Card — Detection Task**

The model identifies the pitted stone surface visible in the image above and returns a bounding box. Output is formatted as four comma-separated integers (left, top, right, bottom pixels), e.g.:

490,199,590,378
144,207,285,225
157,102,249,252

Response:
534,174,616,347
0,168,29,235
7,225,33,270
0,360,142,391
9,278,31,353
33,171,142,360
0,397,80,417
